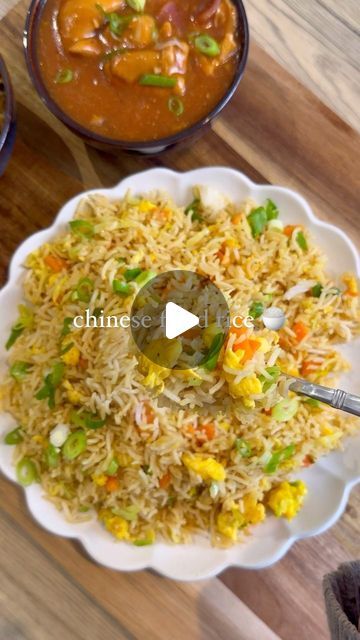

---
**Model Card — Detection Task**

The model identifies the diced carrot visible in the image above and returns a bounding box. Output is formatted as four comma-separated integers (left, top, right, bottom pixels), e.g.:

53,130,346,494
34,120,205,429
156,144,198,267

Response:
302,454,314,467
143,403,155,424
300,360,319,377
159,472,171,489
231,214,242,225
293,321,309,343
283,225,300,237
279,332,291,351
263,408,272,416
201,423,216,441
106,476,119,492
229,325,248,340
44,255,67,273
78,357,88,370
234,338,260,362
183,327,201,339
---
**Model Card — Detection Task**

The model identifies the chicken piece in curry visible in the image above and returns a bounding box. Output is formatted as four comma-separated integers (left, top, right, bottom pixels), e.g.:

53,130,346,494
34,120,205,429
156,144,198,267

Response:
38,0,242,141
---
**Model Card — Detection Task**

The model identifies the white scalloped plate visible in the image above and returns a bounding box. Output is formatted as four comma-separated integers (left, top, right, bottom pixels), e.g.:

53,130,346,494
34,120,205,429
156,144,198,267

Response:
1,167,359,581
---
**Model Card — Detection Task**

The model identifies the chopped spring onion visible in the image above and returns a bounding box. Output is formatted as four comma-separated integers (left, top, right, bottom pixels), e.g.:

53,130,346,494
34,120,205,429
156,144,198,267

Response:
112,505,140,521
249,301,264,319
259,365,281,392
126,0,146,11
63,430,87,460
6,305,34,350
133,534,154,546
272,397,299,422
168,96,184,116
61,317,73,337
265,444,296,474
305,398,321,408
185,198,202,222
35,362,65,409
265,199,279,220
135,270,156,287
247,207,268,238
124,268,142,282
44,444,60,468
194,34,220,57
235,438,252,458
70,409,106,430
311,283,323,298
60,342,74,356
10,361,32,382
113,280,132,296
55,69,74,84
4,427,23,445
139,74,177,88
267,219,284,232
296,231,308,251
200,332,225,371
106,458,119,476
76,277,94,303
69,219,95,238
16,457,37,486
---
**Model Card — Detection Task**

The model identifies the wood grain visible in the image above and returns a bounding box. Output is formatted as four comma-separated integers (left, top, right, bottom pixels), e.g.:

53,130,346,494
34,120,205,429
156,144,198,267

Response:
244,0,360,132
0,1,359,639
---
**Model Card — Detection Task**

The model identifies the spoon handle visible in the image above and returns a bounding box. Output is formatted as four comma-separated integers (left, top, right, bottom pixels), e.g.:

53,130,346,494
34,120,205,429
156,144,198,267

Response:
289,378,360,418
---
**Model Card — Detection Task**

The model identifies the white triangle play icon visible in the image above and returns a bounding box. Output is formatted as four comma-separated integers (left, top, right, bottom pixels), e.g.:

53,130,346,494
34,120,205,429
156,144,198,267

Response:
165,302,199,340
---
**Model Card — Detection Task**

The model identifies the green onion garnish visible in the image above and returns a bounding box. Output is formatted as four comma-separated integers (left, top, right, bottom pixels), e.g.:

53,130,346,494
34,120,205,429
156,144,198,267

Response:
296,231,308,251
139,74,177,88
69,219,95,238
126,0,145,11
6,305,34,350
113,280,132,296
55,69,74,84
63,430,87,460
200,333,225,371
70,409,106,430
235,438,252,458
265,199,279,220
16,457,37,486
194,34,220,57
35,362,65,409
44,444,60,468
76,277,94,303
4,427,24,445
259,365,281,392
272,397,299,422
185,198,202,222
168,96,184,116
265,444,296,474
249,301,264,319
134,270,156,287
61,317,74,337
106,458,119,476
247,207,268,238
10,361,32,382
124,268,142,282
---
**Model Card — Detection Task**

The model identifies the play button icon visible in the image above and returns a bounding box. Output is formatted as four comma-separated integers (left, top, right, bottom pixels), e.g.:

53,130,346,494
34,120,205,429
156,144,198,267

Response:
165,302,199,340
130,270,230,371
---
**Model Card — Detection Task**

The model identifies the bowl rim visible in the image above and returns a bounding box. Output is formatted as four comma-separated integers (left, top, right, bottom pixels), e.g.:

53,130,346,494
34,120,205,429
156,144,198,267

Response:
0,54,15,152
23,0,249,149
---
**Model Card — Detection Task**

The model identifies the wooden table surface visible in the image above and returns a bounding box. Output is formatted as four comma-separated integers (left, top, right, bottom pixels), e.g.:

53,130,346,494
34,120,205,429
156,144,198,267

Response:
0,1,359,639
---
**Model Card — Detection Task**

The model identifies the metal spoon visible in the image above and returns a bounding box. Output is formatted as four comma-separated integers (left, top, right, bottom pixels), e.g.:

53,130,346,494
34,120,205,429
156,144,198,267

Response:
289,378,360,417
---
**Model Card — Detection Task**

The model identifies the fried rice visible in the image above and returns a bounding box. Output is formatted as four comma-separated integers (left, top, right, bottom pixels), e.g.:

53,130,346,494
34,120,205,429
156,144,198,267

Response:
1,186,360,547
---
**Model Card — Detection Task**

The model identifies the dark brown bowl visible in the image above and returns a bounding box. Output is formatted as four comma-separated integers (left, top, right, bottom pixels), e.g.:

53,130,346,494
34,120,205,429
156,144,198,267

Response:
24,0,249,155
0,55,16,176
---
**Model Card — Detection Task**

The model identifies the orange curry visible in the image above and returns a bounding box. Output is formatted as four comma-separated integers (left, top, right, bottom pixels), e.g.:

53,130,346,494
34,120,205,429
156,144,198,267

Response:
37,0,241,141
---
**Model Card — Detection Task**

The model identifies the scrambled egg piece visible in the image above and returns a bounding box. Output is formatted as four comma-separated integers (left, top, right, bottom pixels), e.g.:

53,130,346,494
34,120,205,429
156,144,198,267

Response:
100,510,130,541
267,481,307,520
224,348,245,370
242,494,266,525
183,454,226,482
61,345,80,366
92,474,107,487
139,200,156,213
319,424,342,448
63,380,83,404
217,506,245,541
140,338,182,391
228,375,262,399
343,274,358,296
